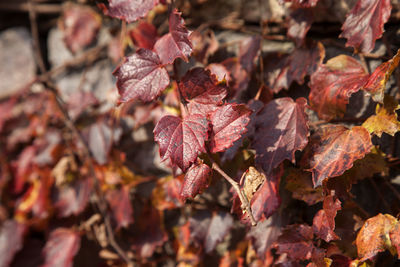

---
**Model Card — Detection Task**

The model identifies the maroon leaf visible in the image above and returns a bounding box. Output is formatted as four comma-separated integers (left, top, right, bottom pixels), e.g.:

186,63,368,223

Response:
106,185,133,228
239,36,261,73
221,57,250,96
99,0,158,23
209,103,251,153
0,220,26,267
312,195,341,242
154,9,192,65
114,48,169,103
129,21,158,50
180,163,212,201
340,0,392,53
287,8,313,47
154,114,209,171
309,55,369,120
42,228,81,267
252,97,309,174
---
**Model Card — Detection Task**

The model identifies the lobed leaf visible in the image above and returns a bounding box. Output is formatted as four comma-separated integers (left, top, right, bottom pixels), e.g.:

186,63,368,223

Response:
99,0,158,23
180,163,212,201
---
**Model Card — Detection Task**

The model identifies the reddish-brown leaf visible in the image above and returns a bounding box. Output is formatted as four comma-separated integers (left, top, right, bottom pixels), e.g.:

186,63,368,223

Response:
153,175,183,210
389,222,400,259
0,220,26,267
114,48,169,103
180,163,212,201
309,55,369,120
209,103,251,153
190,30,219,64
42,228,81,267
304,125,373,187
106,185,133,228
287,8,313,47
363,49,400,103
252,97,309,174
154,114,209,171
285,168,324,205
154,9,192,65
313,195,341,242
340,0,392,53
221,57,249,96
130,21,158,50
239,36,261,73
99,0,158,23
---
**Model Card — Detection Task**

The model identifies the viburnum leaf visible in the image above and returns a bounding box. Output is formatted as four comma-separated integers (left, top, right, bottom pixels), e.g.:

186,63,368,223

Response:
356,213,398,261
154,9,192,65
106,185,133,228
363,49,400,103
239,36,261,73
309,55,369,120
154,114,209,172
285,168,324,205
312,195,341,242
287,8,313,47
252,97,309,174
304,125,373,187
113,48,169,103
0,220,26,267
180,163,212,201
209,103,251,153
279,0,319,7
340,0,392,53
129,21,158,50
42,228,81,267
99,0,159,23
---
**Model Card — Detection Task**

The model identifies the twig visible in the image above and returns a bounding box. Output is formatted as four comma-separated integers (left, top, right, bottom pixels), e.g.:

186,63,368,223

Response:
211,161,257,226
358,53,370,74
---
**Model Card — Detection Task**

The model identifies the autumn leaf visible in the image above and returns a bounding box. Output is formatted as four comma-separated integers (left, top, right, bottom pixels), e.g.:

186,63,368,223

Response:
99,0,159,23
304,125,373,187
87,121,113,165
340,0,392,53
154,9,192,65
129,21,158,50
313,195,341,242
0,220,26,267
252,97,309,174
180,163,212,201
285,168,324,205
154,114,209,172
363,49,400,103
209,103,251,153
389,222,400,259
279,0,319,7
287,8,313,47
106,185,133,228
55,178,92,217
153,175,183,210
309,55,369,121
239,36,261,73
113,48,169,103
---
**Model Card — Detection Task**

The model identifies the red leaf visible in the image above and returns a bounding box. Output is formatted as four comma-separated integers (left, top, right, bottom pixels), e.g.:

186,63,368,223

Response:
340,0,392,53
239,36,261,73
221,57,250,95
42,228,81,267
0,220,26,267
154,9,192,65
114,48,169,103
153,175,184,210
252,97,309,174
99,0,158,23
129,21,158,50
106,185,133,228
312,195,341,242
309,55,369,120
304,125,373,187
287,8,313,47
209,103,251,153
154,114,209,171
12,146,36,194
279,0,319,7
180,163,212,200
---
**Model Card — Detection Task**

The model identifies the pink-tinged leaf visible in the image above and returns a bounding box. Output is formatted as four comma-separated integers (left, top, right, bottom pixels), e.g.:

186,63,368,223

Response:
221,57,249,96
287,8,313,47
61,4,101,53
106,185,133,228
239,36,261,73
0,220,26,267
67,91,98,120
340,0,392,53
209,103,251,153
12,146,36,194
129,21,158,50
154,114,209,171
312,195,341,242
87,121,112,165
252,97,309,174
114,48,169,103
154,9,192,65
180,163,212,200
42,228,81,267
279,0,319,7
99,0,158,23
304,125,373,187
309,55,369,120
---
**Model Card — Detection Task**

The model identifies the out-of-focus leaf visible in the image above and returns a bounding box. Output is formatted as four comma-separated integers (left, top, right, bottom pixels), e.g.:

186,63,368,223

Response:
287,8,313,47
99,0,158,23
239,36,261,73
113,48,169,103
154,9,192,65
190,30,219,64
87,121,113,165
340,0,392,53
285,168,324,205
252,97,309,174
153,175,183,210
42,228,81,267
0,98,16,132
279,0,319,7
130,21,158,50
309,55,369,120
303,125,373,187
154,114,209,171
11,146,36,194
106,185,133,228
0,220,26,267
180,163,212,201
66,91,98,120
55,178,92,217
313,196,341,242
221,57,249,96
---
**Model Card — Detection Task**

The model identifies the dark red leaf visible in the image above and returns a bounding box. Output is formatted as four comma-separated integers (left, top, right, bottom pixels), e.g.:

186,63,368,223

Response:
99,0,158,23
340,0,392,53
180,163,212,201
0,220,26,267
129,21,158,50
239,36,261,73
287,8,313,47
42,228,81,267
309,55,369,120
114,48,170,103
154,114,209,171
279,0,319,7
312,195,341,242
209,103,251,153
252,97,309,174
87,121,113,165
154,9,192,65
106,185,133,228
